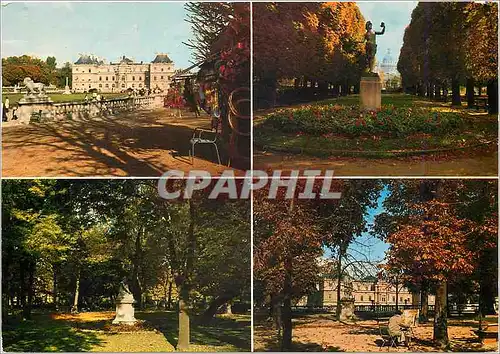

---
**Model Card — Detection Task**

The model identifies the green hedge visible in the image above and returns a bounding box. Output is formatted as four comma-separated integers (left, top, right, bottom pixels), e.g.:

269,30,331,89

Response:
263,104,466,137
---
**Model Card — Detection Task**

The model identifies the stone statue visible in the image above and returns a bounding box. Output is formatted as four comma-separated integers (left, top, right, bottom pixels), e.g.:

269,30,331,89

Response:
113,277,137,325
23,77,46,96
118,277,132,295
364,21,386,73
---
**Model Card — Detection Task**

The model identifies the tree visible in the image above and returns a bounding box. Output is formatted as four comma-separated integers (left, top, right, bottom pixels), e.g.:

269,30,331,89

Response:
373,180,498,348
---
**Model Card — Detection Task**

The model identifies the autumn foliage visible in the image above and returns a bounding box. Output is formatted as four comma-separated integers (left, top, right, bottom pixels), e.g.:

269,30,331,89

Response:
398,2,498,113
253,2,366,103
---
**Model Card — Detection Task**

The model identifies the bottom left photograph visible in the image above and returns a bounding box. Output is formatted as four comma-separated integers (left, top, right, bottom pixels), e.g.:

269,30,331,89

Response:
1,179,251,352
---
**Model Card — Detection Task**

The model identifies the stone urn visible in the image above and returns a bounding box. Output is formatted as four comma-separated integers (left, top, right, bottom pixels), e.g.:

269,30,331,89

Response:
112,281,137,325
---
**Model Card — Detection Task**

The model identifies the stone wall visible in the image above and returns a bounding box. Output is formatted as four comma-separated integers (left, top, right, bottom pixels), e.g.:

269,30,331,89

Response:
3,95,166,126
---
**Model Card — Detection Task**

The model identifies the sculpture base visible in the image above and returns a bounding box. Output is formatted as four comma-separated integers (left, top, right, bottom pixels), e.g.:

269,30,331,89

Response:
360,75,382,111
18,95,53,105
63,86,71,95
112,294,136,325
112,300,137,325
339,298,357,321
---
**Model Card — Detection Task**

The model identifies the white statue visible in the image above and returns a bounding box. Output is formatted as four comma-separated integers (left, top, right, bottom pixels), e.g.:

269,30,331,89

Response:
23,77,45,96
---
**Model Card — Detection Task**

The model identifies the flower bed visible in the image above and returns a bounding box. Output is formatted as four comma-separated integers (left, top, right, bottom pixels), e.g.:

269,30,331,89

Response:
262,104,467,138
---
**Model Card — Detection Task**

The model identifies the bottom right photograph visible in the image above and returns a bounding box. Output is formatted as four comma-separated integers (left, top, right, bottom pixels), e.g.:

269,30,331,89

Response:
253,179,498,352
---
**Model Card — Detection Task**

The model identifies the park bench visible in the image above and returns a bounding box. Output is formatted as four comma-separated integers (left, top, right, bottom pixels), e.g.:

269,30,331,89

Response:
474,96,489,111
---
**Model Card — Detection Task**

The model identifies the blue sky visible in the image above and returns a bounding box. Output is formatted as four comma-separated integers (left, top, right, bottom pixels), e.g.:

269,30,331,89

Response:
1,1,195,68
357,1,418,65
323,186,390,270
2,1,417,69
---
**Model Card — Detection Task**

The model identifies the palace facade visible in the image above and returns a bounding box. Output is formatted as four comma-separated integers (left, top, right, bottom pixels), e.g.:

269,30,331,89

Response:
71,54,175,93
298,278,435,307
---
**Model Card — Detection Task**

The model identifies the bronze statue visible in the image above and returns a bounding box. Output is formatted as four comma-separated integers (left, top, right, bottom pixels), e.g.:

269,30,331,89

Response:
364,21,386,73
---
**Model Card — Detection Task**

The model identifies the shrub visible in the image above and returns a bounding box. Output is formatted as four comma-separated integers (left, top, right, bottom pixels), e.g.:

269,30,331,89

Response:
263,104,466,138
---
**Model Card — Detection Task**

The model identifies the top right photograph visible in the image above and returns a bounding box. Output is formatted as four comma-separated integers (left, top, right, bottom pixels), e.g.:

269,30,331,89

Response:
253,1,498,176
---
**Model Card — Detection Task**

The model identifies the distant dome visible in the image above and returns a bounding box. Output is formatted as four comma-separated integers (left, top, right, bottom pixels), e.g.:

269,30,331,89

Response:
380,49,397,74
152,54,172,64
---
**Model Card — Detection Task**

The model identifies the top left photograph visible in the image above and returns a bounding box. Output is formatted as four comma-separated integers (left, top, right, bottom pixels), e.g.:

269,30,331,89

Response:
1,1,250,177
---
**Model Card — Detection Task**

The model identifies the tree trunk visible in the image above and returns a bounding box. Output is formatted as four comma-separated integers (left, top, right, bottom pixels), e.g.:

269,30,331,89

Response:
433,281,449,347
201,294,235,322
24,260,35,320
466,78,475,108
335,245,343,321
435,85,441,100
176,200,196,351
132,230,143,310
487,79,498,114
71,269,81,313
166,281,172,310
281,261,293,351
20,259,26,317
178,295,190,351
395,279,399,311
451,78,461,106
420,284,429,322
53,264,59,311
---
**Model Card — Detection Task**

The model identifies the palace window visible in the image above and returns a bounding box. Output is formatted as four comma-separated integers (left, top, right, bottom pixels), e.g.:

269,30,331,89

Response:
392,296,395,302
132,84,135,88
121,84,125,88
89,84,91,88
106,77,108,81
369,296,372,301
161,76,164,79
75,77,78,81
121,76,125,81
139,83,142,87
361,296,364,301
154,76,157,80
132,76,135,81
88,69,91,73
112,84,115,87
139,76,142,80
161,68,163,71
99,77,102,81
105,84,109,88
400,297,403,302
88,79,91,81
382,297,386,302
99,84,102,88
112,76,115,81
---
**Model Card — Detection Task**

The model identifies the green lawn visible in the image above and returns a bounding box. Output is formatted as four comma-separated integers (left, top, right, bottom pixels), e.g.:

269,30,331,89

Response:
254,94,497,158
2,92,128,105
2,311,251,352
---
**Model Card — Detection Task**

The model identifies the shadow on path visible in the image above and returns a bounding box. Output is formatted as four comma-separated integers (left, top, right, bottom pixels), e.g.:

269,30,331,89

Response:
2,109,235,177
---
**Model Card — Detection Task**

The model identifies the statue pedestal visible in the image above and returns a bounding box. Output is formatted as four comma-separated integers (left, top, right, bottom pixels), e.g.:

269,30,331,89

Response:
63,86,71,95
17,95,54,124
360,75,382,111
339,298,356,321
112,293,137,325
18,94,53,105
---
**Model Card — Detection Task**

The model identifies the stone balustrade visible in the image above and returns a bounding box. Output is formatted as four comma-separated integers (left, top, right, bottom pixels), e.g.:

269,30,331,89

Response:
3,94,166,125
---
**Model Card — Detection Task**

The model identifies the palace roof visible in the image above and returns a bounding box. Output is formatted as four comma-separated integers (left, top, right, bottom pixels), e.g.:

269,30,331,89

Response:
75,55,104,65
152,54,173,63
